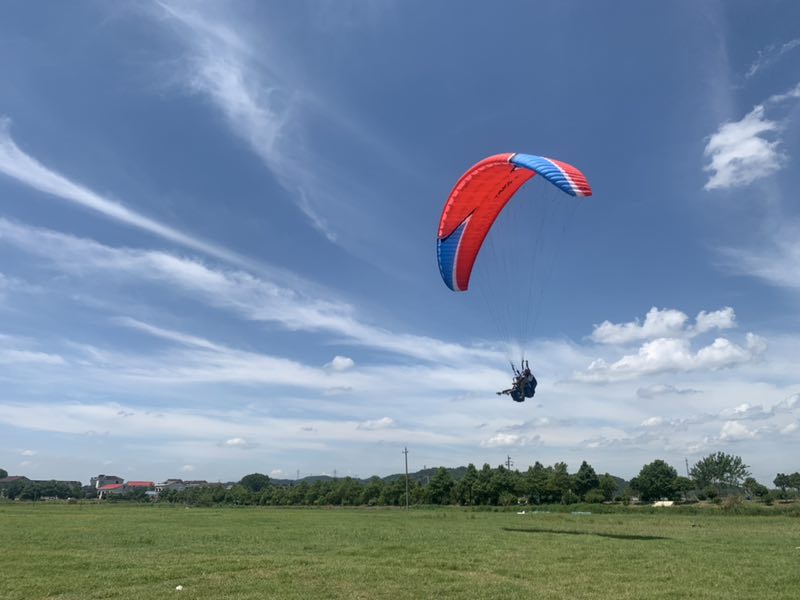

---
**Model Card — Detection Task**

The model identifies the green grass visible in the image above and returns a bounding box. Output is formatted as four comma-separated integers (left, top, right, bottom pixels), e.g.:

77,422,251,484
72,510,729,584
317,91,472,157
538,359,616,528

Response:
2,503,799,599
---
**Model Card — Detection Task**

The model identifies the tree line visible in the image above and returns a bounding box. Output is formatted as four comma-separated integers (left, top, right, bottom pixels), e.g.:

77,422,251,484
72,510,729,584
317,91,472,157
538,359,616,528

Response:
156,454,799,507
2,456,798,505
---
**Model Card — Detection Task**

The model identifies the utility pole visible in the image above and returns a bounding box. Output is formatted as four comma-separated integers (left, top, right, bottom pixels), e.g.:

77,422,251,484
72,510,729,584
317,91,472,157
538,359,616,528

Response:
685,458,690,478
506,455,514,470
403,447,409,509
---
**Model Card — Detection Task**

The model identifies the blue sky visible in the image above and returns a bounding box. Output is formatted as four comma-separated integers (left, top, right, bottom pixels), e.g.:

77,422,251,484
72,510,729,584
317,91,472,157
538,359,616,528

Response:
1,1,798,485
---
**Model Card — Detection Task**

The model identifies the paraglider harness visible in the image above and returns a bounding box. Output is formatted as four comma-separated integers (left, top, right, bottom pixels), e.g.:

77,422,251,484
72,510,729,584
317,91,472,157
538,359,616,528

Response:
497,360,537,402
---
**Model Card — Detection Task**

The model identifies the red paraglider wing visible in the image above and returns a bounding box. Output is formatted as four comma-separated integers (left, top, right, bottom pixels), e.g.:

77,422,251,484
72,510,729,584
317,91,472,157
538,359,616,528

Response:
437,154,534,291
436,152,592,292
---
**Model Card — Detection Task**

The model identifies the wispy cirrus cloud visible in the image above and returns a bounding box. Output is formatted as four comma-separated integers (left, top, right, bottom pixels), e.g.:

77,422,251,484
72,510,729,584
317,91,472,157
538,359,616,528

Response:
718,224,800,292
636,384,701,399
480,432,542,448
746,38,800,79
0,218,500,365
0,118,255,269
151,1,335,242
356,417,395,431
703,83,800,190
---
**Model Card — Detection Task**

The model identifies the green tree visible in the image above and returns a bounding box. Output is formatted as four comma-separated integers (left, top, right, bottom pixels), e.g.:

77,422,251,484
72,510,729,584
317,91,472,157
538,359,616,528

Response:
361,477,384,506
789,472,800,495
743,477,769,501
573,461,599,500
773,473,789,493
239,473,271,493
547,462,571,504
673,476,694,501
631,460,678,502
690,452,750,494
598,473,618,502
474,463,496,505
0,468,8,479
524,462,549,505
427,467,454,504
454,464,478,505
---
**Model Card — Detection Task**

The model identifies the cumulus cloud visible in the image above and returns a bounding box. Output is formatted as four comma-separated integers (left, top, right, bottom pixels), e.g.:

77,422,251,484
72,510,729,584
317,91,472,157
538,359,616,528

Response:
704,83,800,190
270,469,284,478
695,307,736,333
20,449,36,456
180,464,196,473
220,437,258,450
576,333,766,383
718,421,758,442
591,306,735,345
703,105,782,190
590,307,688,344
325,355,354,371
357,417,395,431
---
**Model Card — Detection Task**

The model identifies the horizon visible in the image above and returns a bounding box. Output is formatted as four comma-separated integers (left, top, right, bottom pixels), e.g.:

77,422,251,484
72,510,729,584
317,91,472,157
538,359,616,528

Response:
1,2,799,486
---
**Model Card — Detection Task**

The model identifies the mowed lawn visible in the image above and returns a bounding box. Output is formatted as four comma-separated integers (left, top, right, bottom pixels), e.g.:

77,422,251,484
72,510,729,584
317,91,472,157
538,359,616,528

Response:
2,504,799,599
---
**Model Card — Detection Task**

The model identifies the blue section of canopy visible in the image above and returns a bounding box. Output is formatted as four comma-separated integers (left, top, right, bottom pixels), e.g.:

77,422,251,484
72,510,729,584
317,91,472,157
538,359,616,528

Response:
436,219,468,291
510,154,577,196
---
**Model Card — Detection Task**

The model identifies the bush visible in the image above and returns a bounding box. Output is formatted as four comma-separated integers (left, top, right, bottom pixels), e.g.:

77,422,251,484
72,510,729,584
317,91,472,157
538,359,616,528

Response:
585,489,606,504
721,495,743,513
561,490,579,505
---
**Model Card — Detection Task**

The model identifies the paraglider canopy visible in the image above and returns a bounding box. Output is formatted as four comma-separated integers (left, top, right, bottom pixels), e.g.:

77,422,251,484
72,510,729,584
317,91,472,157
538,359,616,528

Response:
437,153,592,292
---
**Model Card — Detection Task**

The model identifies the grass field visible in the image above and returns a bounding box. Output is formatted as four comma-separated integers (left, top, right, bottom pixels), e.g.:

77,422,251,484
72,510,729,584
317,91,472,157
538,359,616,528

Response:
2,503,799,599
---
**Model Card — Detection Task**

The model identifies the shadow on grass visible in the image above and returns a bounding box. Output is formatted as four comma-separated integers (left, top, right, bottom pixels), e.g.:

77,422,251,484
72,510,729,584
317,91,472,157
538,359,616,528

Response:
503,527,669,541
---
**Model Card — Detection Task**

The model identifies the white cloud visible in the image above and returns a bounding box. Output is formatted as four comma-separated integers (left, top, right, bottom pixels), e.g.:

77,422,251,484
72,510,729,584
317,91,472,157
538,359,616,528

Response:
590,307,688,344
703,105,782,190
480,433,541,448
636,384,700,399
153,2,338,241
694,307,736,333
20,449,37,456
180,464,196,473
718,420,758,442
270,469,284,478
576,333,766,383
357,417,395,431
704,83,800,190
325,355,355,371
220,437,258,450
781,422,798,435
746,38,800,79
0,219,501,366
590,306,736,345
0,348,65,365
0,118,254,269
719,226,800,292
